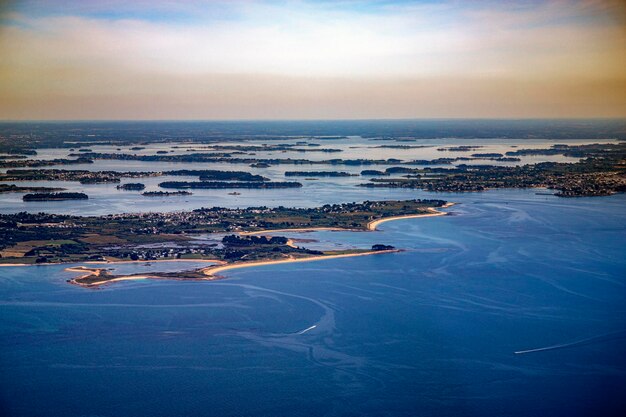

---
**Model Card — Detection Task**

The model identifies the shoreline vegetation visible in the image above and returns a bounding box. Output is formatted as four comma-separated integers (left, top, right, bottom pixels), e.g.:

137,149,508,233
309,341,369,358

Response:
366,202,455,230
0,199,448,266
3,205,453,287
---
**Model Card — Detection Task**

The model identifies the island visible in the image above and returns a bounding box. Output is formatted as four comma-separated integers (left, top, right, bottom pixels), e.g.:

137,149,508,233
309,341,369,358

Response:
22,192,89,201
117,183,146,191
0,157,94,169
142,191,193,197
471,153,504,158
437,146,484,152
361,170,389,176
0,184,65,194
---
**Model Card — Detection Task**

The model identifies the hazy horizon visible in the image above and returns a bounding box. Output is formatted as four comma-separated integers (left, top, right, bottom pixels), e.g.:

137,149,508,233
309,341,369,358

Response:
1,117,625,123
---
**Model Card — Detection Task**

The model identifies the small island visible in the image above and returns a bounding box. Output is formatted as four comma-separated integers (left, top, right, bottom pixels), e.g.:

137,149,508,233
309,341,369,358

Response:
0,184,65,194
117,183,146,191
438,146,484,152
142,191,193,197
22,192,89,201
361,170,388,176
471,153,504,158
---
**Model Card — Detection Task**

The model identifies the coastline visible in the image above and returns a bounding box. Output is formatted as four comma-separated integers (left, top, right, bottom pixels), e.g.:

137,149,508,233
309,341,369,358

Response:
4,203,454,288
66,260,226,287
238,202,456,237
0,203,454,270
240,203,455,236
201,249,401,278
69,273,224,288
366,202,455,231
0,258,225,268
67,250,399,287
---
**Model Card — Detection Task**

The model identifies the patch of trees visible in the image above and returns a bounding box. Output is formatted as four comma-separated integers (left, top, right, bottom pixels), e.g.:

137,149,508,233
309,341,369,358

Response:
117,183,146,191
222,235,288,246
142,191,192,196
23,192,89,201
372,244,395,251
361,170,388,176
471,153,504,158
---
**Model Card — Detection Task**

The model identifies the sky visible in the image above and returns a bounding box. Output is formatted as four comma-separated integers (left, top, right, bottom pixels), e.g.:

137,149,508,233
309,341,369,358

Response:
0,0,624,120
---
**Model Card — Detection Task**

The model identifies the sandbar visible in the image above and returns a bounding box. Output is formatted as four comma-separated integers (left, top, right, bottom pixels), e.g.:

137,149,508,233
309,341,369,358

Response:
67,250,399,287
201,249,400,278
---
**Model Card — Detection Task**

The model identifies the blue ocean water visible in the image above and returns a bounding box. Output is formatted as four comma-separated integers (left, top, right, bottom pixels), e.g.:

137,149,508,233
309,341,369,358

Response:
0,190,625,416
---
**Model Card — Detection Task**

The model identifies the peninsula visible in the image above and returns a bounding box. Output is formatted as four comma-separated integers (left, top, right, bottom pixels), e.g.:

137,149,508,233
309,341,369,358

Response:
0,199,449,286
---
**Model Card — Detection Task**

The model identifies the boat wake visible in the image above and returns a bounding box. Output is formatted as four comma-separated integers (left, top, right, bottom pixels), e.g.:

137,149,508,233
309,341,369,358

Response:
515,330,626,355
298,325,317,335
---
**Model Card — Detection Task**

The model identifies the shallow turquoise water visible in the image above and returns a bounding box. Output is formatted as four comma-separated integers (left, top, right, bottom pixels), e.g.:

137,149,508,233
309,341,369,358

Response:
0,189,624,416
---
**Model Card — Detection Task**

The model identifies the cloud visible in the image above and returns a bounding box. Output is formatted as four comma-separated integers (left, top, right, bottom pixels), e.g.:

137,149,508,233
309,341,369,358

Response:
0,0,624,119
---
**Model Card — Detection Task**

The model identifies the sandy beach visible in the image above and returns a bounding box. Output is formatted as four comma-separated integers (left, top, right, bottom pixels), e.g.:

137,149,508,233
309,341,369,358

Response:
65,260,227,287
241,203,456,236
201,249,400,278
67,251,398,287
70,273,223,287
367,203,455,231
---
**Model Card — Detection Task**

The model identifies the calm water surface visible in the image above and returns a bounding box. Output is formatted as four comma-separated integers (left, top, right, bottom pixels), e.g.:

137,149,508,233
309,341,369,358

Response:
0,189,624,416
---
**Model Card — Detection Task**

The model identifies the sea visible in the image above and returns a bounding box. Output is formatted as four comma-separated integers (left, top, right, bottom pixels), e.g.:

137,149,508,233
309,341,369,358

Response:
0,134,624,416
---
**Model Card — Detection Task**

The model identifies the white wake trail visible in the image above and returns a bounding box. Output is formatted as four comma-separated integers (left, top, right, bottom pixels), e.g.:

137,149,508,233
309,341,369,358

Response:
298,325,317,335
515,330,626,355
